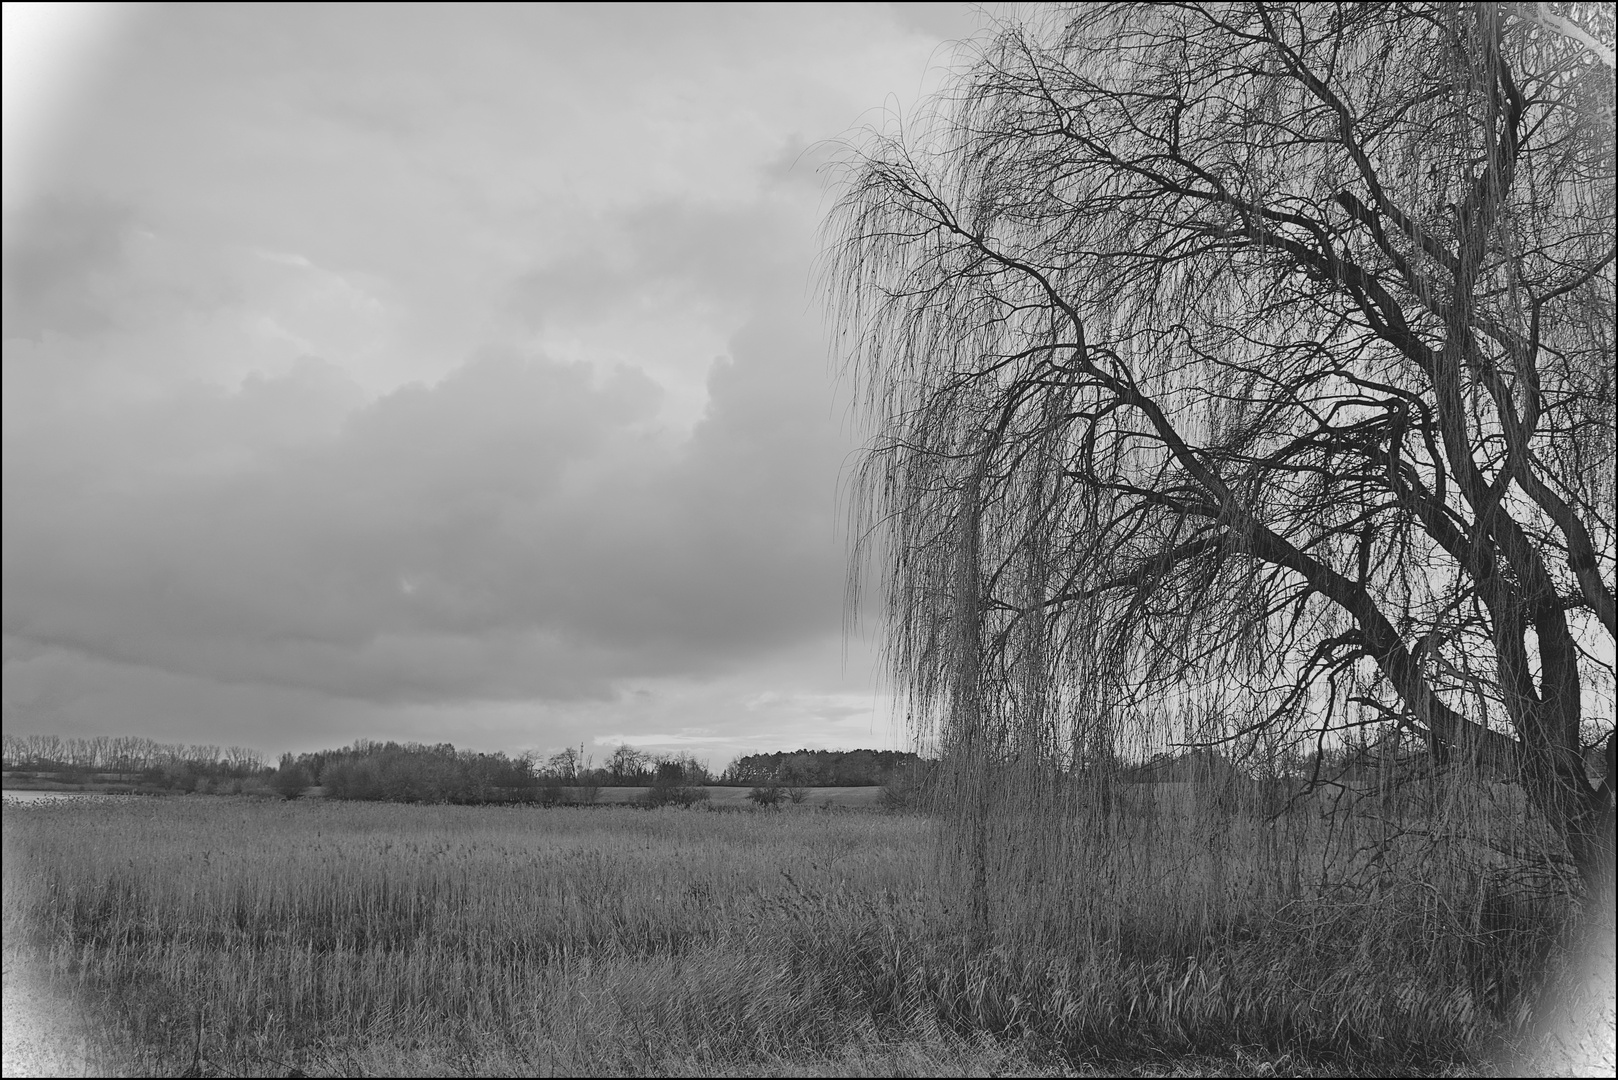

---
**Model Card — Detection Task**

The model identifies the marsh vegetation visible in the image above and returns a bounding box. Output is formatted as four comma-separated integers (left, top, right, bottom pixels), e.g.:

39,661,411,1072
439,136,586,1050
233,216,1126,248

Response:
3,781,1602,1077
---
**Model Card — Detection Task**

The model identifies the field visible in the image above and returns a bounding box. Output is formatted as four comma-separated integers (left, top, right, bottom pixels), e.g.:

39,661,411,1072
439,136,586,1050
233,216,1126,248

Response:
582,786,889,809
2,794,1611,1077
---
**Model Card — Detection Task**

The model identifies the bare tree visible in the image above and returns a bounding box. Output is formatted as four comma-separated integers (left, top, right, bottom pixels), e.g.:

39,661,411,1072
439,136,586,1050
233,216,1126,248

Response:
608,743,651,785
825,1,1615,899
544,746,582,782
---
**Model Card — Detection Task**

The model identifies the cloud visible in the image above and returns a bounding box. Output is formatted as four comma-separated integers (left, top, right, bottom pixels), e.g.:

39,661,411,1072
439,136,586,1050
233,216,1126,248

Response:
0,3,955,755
1,171,864,753
885,3,992,49
505,198,800,334
3,299,850,708
0,193,134,338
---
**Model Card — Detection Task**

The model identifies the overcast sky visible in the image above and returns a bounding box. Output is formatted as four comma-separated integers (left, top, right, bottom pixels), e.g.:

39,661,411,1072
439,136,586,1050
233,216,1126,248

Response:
1,2,988,765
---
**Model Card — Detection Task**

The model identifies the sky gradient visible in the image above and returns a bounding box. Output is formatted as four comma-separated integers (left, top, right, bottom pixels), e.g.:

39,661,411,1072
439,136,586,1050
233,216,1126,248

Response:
2,2,988,766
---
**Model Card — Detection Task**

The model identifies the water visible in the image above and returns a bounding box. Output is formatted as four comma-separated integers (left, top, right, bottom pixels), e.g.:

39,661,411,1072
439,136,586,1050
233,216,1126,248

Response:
2,790,130,806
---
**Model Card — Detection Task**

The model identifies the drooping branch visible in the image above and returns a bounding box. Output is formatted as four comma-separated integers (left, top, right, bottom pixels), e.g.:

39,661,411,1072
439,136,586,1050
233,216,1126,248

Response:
827,1,1616,886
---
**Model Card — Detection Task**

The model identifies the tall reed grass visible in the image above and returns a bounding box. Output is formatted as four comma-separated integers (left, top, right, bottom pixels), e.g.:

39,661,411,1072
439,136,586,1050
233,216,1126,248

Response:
1,791,1587,1076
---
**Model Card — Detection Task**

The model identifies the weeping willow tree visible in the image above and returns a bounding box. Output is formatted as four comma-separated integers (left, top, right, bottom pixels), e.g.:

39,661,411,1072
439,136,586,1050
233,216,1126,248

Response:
826,0,1616,944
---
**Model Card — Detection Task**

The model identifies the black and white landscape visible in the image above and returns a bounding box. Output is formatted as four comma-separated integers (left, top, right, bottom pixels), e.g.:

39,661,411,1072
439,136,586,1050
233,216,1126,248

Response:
3,4,1614,1077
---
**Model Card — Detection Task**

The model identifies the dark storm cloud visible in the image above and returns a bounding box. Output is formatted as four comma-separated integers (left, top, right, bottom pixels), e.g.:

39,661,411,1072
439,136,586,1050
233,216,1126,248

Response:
2,304,847,706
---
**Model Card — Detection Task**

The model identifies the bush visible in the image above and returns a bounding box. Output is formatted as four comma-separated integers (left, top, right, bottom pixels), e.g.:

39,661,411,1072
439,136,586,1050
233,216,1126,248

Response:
271,762,311,801
746,783,784,809
643,782,710,809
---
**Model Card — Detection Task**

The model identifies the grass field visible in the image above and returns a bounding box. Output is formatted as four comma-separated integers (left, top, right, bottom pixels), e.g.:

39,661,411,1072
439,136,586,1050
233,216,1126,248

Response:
1,794,1608,1076
583,786,889,809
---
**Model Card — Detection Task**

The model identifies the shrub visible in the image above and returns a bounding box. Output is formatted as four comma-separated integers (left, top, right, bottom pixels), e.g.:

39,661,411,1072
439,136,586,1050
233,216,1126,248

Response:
643,782,710,809
271,762,311,801
746,783,784,809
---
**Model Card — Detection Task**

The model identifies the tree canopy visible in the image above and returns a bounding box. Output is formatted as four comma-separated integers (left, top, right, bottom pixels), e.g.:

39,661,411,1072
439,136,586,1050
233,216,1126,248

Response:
826,2,1615,889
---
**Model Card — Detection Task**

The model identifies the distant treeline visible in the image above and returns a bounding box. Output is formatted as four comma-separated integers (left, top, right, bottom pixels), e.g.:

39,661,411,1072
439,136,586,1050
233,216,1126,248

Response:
718,749,926,787
2,732,938,805
273,741,720,803
2,733,266,792
278,744,936,803
288,741,540,803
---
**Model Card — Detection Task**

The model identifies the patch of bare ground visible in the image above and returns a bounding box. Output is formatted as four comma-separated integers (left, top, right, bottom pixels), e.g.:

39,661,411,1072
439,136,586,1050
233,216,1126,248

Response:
2,956,131,1077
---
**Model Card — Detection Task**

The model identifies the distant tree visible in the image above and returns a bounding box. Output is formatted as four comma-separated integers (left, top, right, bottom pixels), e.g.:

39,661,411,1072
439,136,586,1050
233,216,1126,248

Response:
778,761,811,804
311,741,539,803
544,746,581,782
224,746,264,775
653,752,711,785
271,753,311,800
608,744,652,785
826,1,1616,908
721,753,776,785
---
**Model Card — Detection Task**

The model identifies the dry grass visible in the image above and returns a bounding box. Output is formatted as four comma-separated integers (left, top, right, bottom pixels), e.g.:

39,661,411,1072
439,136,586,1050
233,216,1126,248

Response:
0,793,1594,1076
582,786,888,808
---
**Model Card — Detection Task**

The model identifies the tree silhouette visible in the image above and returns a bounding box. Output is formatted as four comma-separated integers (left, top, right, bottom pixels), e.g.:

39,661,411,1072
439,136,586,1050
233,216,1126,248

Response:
825,2,1615,902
